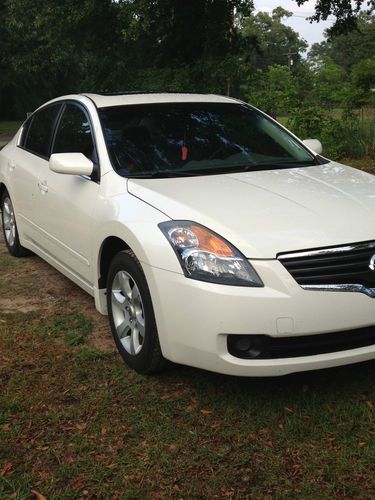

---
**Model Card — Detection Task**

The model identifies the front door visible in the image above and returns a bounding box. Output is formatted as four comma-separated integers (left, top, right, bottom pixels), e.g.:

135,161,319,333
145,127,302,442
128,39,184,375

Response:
34,103,99,286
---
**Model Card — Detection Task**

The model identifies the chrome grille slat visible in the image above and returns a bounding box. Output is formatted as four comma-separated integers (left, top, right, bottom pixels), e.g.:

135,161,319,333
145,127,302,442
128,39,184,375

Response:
290,262,366,275
285,253,372,268
278,241,375,298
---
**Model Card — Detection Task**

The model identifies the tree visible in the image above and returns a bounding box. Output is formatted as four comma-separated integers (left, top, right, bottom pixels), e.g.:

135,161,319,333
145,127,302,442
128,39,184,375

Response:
0,0,127,117
122,0,254,67
241,65,299,116
307,12,375,108
239,7,308,71
311,61,350,108
308,13,375,72
349,57,375,107
352,58,375,91
294,0,375,35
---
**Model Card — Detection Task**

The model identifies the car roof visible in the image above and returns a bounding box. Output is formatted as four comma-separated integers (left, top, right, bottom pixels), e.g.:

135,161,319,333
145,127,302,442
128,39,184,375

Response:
31,93,243,120
79,92,240,108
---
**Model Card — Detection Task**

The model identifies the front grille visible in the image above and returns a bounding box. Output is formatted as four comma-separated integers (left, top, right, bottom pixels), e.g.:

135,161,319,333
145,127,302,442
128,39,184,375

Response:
278,241,375,293
227,326,375,359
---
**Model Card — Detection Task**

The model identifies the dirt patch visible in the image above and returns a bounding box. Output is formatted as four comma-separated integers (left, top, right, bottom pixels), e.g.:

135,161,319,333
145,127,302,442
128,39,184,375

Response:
0,228,114,353
0,297,40,313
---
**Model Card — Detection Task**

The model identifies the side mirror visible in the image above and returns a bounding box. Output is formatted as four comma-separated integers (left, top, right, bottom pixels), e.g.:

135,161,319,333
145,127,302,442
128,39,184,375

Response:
303,139,323,155
49,153,93,176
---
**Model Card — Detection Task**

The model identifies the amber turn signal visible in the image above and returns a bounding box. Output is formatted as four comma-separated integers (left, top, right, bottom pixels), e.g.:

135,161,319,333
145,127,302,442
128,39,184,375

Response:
190,225,234,257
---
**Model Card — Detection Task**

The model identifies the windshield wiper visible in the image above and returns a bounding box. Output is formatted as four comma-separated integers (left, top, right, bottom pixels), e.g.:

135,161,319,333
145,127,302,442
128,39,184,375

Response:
229,161,317,172
129,170,205,179
129,161,317,179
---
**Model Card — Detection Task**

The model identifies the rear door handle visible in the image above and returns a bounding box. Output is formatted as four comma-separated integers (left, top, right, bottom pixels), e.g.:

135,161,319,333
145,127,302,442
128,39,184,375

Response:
8,160,16,171
38,180,48,193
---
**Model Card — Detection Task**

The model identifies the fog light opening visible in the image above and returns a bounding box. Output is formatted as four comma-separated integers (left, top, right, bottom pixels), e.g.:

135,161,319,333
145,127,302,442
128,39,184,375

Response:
227,335,268,359
234,337,253,352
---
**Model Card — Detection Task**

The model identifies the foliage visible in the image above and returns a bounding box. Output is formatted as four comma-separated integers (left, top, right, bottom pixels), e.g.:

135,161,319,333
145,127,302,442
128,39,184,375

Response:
239,7,308,70
309,13,375,72
310,60,350,109
0,0,311,119
0,0,126,118
0,0,258,118
287,106,326,139
295,0,375,35
242,65,298,117
352,58,375,91
287,108,375,160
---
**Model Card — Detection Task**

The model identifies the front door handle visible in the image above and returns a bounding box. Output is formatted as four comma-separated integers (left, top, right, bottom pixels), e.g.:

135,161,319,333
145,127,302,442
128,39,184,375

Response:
38,180,48,193
8,160,16,172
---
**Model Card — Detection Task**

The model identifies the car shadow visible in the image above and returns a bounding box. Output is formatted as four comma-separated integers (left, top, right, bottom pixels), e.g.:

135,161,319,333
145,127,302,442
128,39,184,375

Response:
155,358,375,408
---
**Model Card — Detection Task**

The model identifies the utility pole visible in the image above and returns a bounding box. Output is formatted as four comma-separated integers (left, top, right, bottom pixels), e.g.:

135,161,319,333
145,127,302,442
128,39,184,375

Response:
226,77,231,97
284,48,297,70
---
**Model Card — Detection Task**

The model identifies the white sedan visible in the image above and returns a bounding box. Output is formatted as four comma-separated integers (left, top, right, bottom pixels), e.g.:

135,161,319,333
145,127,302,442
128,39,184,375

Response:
1,92,375,376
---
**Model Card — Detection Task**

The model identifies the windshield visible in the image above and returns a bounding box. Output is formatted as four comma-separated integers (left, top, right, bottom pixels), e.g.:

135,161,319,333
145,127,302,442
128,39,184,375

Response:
99,102,316,178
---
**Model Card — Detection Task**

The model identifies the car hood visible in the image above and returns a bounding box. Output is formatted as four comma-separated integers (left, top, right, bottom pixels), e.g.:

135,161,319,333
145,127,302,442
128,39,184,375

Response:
127,162,375,258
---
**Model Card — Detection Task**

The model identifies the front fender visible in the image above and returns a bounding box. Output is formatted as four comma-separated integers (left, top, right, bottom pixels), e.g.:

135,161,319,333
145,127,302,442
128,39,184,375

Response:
91,190,182,287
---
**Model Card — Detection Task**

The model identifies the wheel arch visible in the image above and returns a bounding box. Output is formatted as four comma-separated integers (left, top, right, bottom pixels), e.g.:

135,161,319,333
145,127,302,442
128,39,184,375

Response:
94,231,154,318
94,217,179,291
98,236,132,289
0,182,7,201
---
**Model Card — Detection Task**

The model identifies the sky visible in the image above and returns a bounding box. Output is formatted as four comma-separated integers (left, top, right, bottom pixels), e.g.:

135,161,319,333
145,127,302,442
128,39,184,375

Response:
254,0,336,48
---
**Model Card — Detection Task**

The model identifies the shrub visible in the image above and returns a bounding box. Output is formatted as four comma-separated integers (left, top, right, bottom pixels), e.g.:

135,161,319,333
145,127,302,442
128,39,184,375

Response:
287,108,375,160
286,106,325,139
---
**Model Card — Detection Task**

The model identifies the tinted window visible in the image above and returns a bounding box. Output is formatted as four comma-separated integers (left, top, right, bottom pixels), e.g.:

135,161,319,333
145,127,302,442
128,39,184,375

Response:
99,103,316,178
24,105,61,157
53,104,95,160
20,119,32,148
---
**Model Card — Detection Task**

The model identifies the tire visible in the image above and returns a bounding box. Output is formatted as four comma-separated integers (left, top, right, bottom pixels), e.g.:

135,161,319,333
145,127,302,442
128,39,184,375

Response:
107,249,167,374
1,190,30,257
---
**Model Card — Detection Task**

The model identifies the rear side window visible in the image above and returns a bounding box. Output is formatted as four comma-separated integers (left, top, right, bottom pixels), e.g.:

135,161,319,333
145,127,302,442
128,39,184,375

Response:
19,119,32,148
53,104,95,161
24,104,61,158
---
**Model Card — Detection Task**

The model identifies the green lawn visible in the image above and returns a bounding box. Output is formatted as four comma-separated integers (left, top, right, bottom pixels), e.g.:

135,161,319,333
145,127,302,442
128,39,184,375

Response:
0,121,22,137
0,232,374,498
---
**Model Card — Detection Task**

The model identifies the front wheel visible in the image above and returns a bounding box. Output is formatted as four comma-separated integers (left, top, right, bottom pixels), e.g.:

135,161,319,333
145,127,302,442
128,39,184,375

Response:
107,250,166,374
1,190,30,257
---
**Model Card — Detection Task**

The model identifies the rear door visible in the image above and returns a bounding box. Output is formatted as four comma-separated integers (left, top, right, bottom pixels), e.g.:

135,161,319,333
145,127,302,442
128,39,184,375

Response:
9,103,62,243
34,102,100,286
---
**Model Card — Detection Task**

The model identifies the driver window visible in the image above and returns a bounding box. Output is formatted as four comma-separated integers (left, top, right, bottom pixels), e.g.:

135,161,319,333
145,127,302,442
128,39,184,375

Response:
53,104,95,161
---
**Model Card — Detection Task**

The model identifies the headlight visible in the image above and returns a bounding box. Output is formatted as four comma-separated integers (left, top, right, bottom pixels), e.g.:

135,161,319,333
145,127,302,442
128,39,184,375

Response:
159,221,263,287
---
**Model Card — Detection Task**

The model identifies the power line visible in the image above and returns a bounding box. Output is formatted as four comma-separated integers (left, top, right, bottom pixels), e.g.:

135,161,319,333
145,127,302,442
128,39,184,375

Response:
289,14,335,21
253,10,336,22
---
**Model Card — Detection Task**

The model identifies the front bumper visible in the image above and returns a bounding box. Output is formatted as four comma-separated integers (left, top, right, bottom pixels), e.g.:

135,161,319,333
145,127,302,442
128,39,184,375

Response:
142,259,375,376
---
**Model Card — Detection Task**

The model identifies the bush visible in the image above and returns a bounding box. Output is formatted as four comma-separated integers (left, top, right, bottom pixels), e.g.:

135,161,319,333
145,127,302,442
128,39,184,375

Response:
242,65,298,118
286,106,325,139
287,107,375,160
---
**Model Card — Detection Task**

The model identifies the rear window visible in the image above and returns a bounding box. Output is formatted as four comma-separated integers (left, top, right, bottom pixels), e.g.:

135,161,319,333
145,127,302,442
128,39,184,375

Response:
24,104,61,158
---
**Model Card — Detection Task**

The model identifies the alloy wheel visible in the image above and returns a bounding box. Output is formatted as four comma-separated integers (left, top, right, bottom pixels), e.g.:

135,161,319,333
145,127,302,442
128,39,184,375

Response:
2,196,16,247
111,270,145,355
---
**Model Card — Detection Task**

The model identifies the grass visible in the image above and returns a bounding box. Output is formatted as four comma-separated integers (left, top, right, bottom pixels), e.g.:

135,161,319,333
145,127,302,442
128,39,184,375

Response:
0,307,374,498
0,121,22,137
48,313,93,346
0,230,375,497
